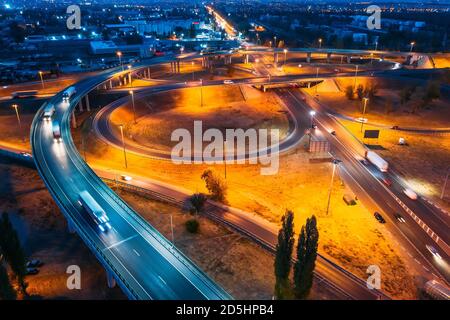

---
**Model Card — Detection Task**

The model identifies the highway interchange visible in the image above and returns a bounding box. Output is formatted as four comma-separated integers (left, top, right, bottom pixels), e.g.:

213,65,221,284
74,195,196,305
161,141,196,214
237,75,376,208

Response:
1,46,446,300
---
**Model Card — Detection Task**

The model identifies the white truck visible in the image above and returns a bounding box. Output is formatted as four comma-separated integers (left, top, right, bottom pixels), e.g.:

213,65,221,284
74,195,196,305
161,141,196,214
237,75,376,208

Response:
52,121,62,142
62,86,76,102
42,104,55,121
365,150,388,172
78,191,111,233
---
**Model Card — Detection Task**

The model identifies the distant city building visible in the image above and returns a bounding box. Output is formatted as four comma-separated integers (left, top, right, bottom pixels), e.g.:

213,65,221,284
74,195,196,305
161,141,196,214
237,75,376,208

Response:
353,33,368,45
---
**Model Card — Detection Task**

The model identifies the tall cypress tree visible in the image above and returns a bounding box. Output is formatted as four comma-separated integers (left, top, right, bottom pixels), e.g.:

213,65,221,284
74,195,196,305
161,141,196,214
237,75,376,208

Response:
274,210,295,299
294,215,319,299
0,258,16,300
0,213,28,296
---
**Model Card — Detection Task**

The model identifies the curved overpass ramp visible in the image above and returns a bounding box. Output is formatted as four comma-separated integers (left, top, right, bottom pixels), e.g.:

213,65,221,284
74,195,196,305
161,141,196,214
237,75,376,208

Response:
30,59,232,300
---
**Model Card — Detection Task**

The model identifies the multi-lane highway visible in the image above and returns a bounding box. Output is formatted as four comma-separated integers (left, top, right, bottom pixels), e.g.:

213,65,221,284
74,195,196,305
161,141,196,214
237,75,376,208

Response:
278,89,450,284
25,47,449,299
30,57,232,300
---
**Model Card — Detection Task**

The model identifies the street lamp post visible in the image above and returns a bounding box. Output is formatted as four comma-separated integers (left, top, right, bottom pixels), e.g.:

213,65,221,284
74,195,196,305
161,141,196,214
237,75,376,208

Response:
326,159,342,215
273,36,277,48
191,61,195,81
38,71,45,89
361,97,369,132
353,64,359,89
410,41,415,52
375,41,378,51
119,125,128,168
200,78,203,107
223,139,227,179
117,51,123,71
129,90,136,124
283,49,287,65
12,104,24,141
318,38,322,49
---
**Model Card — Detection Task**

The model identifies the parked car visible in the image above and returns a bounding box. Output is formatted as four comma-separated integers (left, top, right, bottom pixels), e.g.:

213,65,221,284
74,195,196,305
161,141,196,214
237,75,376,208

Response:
223,80,234,84
26,267,39,275
26,259,43,268
374,212,386,224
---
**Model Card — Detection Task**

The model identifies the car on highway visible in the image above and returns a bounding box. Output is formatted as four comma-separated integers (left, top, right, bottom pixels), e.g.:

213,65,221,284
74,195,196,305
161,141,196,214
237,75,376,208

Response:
403,188,418,200
223,80,234,84
374,212,386,224
394,213,406,223
360,159,370,166
26,267,39,275
382,177,392,186
26,259,43,268
426,245,442,260
20,152,32,158
121,175,132,181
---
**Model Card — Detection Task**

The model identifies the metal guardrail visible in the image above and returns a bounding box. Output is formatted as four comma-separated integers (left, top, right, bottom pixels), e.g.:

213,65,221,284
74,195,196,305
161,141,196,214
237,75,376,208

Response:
107,178,389,300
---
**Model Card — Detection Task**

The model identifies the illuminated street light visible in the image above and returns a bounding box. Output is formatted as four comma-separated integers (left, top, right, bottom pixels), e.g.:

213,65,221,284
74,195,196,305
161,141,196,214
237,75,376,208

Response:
283,49,288,65
129,90,136,124
118,124,128,168
375,40,379,51
318,38,322,49
38,71,45,89
191,61,195,81
117,51,123,71
361,97,369,132
410,41,415,52
273,36,277,48
326,159,342,215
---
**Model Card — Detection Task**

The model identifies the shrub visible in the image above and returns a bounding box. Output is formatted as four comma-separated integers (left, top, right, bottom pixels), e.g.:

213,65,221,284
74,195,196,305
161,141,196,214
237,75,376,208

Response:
185,219,200,233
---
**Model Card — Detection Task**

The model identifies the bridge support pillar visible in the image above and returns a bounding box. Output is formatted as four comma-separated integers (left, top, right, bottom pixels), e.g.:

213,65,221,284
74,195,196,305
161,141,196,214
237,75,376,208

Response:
78,99,84,112
306,52,311,63
106,271,116,288
327,52,332,63
128,73,132,86
347,56,351,64
85,95,90,111
109,79,113,89
71,112,77,128
274,52,278,64
67,220,76,234
244,54,249,64
177,60,180,73
147,67,151,79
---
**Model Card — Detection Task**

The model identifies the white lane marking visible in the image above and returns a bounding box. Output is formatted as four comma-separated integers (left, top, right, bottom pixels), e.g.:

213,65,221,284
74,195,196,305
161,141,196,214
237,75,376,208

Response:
133,249,141,257
104,234,138,251
158,276,167,285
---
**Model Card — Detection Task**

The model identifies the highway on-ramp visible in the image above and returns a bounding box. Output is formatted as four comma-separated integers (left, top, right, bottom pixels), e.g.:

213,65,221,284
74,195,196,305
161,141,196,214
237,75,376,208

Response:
30,57,232,300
